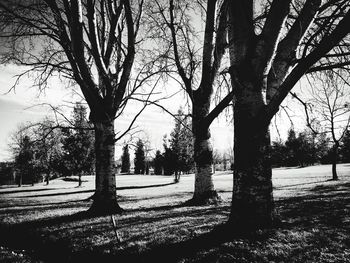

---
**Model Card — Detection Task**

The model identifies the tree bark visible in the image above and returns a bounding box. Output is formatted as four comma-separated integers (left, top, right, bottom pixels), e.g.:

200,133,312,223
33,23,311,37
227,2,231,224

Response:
17,172,22,187
45,172,50,185
228,86,276,230
189,127,220,204
89,120,123,214
78,174,82,187
332,144,339,180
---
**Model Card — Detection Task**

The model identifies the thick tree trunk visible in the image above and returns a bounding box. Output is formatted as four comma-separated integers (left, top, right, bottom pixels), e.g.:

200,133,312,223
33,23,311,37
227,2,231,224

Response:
332,144,339,180
189,131,220,204
89,120,123,214
228,88,276,231
188,90,220,205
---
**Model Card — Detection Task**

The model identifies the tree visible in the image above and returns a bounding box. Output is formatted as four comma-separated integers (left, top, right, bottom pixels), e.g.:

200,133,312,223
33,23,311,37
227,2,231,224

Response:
162,136,175,176
305,70,350,179
121,144,131,174
227,0,350,230
0,0,155,213
284,129,318,167
168,108,194,181
32,119,64,185
134,139,145,174
148,0,233,204
153,150,163,175
13,134,34,186
62,104,95,186
340,129,350,162
270,140,288,167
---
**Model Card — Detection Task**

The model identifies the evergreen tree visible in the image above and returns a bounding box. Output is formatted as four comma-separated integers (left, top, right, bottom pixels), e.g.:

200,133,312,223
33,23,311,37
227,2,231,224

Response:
162,136,175,175
62,104,95,186
14,135,35,186
340,130,350,162
153,150,163,175
168,108,194,178
271,140,288,167
121,144,131,173
134,139,145,174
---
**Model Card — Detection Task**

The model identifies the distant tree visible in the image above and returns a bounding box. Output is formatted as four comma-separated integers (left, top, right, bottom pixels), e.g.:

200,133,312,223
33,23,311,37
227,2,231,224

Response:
121,144,131,174
213,150,222,173
168,108,194,181
271,140,288,167
62,104,95,186
153,150,163,175
162,136,175,176
306,70,350,180
13,135,34,186
33,119,64,185
282,128,321,167
340,130,350,162
285,129,300,166
134,139,145,174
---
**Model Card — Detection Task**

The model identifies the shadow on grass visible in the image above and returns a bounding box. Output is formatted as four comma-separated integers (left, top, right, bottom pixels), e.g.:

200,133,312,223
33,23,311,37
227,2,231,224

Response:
1,181,349,262
0,188,60,195
277,181,350,228
20,182,177,198
274,180,329,189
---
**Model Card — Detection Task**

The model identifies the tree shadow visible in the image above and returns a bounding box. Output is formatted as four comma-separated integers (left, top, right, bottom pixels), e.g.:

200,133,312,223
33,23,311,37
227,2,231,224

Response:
274,180,329,189
71,226,234,263
276,181,350,229
21,189,95,198
0,188,60,195
1,180,349,262
21,182,177,198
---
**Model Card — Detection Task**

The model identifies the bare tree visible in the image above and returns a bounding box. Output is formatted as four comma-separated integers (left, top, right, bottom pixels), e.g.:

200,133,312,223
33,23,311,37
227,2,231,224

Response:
0,0,160,214
227,0,350,230
306,70,350,180
147,0,232,204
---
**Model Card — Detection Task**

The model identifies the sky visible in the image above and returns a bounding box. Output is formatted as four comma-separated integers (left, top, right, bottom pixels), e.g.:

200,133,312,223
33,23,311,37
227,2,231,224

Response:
0,64,235,162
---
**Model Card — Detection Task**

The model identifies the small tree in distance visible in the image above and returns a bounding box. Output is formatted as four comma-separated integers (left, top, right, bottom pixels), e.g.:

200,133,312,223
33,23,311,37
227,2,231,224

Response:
121,144,131,174
306,71,350,180
134,139,145,175
62,104,95,187
13,134,34,186
153,150,163,175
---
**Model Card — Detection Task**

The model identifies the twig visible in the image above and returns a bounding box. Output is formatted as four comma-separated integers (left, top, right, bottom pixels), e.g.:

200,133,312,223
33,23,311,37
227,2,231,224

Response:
111,214,121,242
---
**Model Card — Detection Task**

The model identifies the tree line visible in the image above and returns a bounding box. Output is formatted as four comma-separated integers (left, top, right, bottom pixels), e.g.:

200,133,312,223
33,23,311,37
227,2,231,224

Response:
271,128,350,170
120,108,196,180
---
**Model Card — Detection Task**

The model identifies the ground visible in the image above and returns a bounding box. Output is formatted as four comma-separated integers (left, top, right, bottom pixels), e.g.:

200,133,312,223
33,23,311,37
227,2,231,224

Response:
0,164,349,262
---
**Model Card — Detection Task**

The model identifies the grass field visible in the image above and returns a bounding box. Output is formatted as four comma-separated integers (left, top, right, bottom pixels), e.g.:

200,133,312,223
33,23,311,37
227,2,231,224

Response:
0,164,349,262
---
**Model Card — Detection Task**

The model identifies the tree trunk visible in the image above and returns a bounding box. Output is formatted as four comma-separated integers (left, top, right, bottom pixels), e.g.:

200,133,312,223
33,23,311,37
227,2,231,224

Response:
78,174,82,187
189,131,220,204
17,172,22,187
46,172,50,185
89,120,123,214
174,170,179,183
228,88,276,231
332,144,339,180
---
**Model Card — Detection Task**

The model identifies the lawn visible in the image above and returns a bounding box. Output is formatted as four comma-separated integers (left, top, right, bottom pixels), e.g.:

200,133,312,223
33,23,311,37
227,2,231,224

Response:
0,164,349,262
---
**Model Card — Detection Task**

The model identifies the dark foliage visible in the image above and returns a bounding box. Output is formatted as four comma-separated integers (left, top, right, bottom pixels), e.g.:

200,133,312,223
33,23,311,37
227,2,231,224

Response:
134,139,146,174
121,144,131,174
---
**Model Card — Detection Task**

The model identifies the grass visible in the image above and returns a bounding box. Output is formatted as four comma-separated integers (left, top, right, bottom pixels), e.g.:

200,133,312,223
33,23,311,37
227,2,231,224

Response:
0,164,349,262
